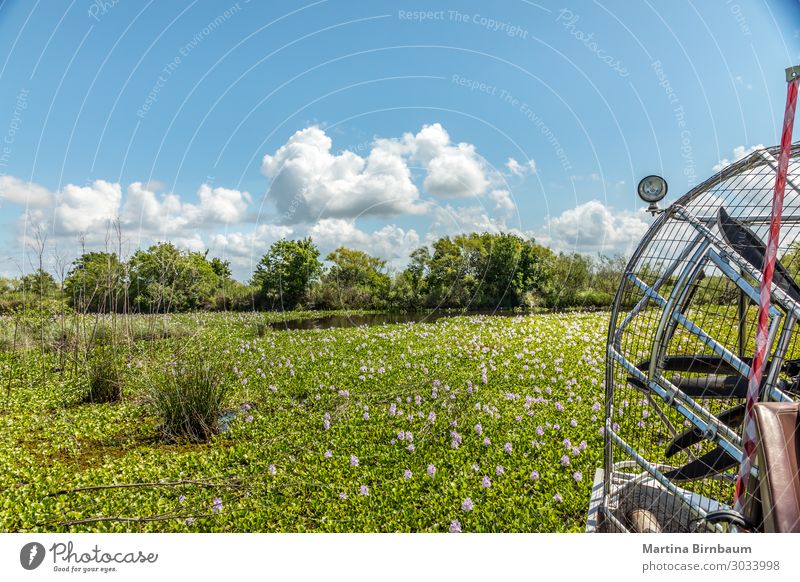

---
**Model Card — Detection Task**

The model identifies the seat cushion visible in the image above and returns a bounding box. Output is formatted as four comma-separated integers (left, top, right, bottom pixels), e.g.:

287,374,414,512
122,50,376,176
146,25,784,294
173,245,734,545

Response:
753,402,800,532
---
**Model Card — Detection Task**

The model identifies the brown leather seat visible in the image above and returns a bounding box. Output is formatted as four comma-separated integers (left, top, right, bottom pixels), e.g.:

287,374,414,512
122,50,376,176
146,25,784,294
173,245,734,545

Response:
752,403,800,532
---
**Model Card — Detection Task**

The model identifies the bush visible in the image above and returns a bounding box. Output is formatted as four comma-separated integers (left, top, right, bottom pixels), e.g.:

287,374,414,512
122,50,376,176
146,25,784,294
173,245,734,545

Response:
85,348,123,403
149,354,229,443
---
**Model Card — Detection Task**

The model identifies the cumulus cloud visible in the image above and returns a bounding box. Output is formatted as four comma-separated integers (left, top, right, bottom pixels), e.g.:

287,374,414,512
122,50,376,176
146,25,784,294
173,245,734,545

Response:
260,123,498,224
261,126,424,223
121,182,252,236
537,200,650,255
713,144,765,173
427,205,510,240
209,224,294,262
54,180,122,234
488,189,515,215
506,157,536,176
308,218,420,265
0,176,53,206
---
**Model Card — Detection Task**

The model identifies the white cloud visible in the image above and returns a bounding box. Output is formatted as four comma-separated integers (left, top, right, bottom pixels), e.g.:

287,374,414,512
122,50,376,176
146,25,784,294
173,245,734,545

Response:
260,123,499,224
537,200,650,255
308,218,420,265
427,205,509,240
54,180,122,234
209,224,294,261
506,157,536,176
261,126,425,223
121,182,252,236
0,176,53,206
713,144,765,173
489,189,515,215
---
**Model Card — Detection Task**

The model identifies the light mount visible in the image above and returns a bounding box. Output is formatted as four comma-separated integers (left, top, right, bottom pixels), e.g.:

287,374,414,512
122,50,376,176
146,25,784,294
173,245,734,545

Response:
637,175,668,215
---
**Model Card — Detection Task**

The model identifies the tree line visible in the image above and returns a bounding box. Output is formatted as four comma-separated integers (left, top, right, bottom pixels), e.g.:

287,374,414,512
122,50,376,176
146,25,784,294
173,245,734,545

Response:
0,233,630,314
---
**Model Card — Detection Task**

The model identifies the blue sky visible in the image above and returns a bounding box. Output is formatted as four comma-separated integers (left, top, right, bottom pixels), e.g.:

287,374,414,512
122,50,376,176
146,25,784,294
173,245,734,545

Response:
0,0,798,279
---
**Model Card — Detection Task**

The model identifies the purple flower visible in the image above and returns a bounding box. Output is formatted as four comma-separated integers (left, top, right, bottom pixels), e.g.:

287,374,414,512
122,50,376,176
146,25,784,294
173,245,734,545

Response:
573,471,583,482
268,464,277,475
245,415,253,422
570,419,578,428
359,485,370,496
592,402,601,413
530,470,539,481
553,493,563,503
555,402,564,411
560,455,570,467
178,494,186,503
475,423,483,435
186,517,195,525
449,519,462,533
483,437,491,447
242,403,251,411
504,442,513,454
398,430,405,441
350,455,359,467
407,443,415,452
389,403,397,416
363,412,370,421
427,463,436,477
324,450,333,458
323,412,331,431
339,492,347,500
563,438,572,449
481,475,492,489
212,497,223,513
495,465,504,476
536,426,544,436
428,411,436,423
403,469,413,480
461,498,474,512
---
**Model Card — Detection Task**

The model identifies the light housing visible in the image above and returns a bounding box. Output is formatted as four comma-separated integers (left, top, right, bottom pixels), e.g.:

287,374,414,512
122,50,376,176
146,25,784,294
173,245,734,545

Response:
637,175,668,204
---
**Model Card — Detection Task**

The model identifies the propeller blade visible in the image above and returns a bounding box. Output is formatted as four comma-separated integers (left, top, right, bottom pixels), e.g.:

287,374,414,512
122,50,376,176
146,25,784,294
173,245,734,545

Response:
665,403,745,457
718,206,800,304
663,447,738,482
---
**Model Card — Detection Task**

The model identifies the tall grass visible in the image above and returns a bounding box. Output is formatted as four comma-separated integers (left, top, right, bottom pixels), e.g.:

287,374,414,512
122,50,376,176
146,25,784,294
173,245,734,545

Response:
148,353,229,443
84,348,123,403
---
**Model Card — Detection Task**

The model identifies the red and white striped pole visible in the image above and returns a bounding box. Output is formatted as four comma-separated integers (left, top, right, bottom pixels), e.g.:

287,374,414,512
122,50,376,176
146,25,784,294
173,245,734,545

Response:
733,66,800,520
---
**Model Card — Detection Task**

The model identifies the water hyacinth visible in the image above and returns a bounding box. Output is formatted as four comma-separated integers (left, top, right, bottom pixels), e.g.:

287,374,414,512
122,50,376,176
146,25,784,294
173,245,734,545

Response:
449,519,462,533
530,470,540,481
481,476,492,489
359,485,370,496
403,469,413,480
427,463,436,477
461,498,474,512
350,455,359,467
212,498,223,513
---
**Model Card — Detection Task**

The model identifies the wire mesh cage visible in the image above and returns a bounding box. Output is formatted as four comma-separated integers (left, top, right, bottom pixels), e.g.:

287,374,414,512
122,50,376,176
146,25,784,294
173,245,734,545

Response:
600,142,800,533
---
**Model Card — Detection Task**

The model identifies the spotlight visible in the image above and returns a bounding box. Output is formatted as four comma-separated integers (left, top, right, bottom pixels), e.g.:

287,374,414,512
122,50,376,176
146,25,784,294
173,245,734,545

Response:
637,175,668,214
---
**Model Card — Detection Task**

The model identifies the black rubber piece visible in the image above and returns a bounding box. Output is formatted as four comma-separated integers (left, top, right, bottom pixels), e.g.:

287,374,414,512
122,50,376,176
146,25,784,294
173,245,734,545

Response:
663,447,738,482
626,374,748,399
665,403,746,457
718,206,800,304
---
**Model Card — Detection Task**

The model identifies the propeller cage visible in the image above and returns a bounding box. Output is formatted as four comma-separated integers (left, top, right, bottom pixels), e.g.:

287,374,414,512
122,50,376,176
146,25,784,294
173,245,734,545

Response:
600,144,800,533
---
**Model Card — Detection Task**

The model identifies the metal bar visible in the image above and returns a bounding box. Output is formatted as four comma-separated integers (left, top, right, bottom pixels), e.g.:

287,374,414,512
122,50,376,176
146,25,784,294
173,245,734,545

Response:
648,240,711,379
673,205,800,318
610,348,745,459
707,250,780,318
608,429,721,531
614,234,704,343
764,310,798,401
756,149,800,200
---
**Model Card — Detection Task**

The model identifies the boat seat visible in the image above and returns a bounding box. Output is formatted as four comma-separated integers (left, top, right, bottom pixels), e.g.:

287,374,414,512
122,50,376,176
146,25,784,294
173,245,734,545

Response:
753,402,800,532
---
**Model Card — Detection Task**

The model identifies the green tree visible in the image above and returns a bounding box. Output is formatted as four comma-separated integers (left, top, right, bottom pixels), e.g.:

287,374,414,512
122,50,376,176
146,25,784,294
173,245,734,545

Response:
20,268,58,298
321,247,390,309
64,251,124,313
128,243,220,312
252,238,322,309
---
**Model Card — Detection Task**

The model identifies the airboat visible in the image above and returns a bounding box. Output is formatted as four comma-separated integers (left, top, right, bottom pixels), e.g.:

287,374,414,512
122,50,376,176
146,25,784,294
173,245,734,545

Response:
591,66,800,533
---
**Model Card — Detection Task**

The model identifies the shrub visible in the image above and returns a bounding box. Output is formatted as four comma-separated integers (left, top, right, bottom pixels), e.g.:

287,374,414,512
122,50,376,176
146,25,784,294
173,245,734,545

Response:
149,354,229,443
85,348,123,403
